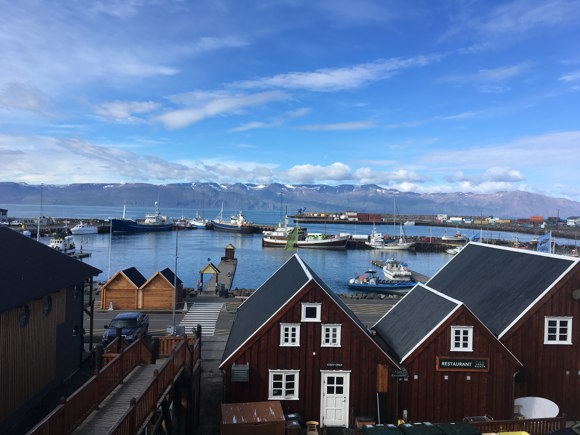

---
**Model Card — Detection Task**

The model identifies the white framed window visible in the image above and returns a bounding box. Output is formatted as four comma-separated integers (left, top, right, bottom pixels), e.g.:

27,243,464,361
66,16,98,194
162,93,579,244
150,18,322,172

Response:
451,326,473,351
544,317,572,345
301,302,321,322
268,370,299,400
321,324,342,347
280,323,300,347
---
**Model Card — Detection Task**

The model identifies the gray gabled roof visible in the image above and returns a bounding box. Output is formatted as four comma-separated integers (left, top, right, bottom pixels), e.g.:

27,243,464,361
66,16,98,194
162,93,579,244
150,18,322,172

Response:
0,227,101,313
426,242,578,337
159,267,183,286
120,267,147,287
220,253,375,368
373,284,461,361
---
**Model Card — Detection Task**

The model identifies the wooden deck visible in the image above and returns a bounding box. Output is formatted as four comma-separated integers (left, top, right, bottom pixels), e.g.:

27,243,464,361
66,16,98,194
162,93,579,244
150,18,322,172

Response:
72,359,166,434
207,258,237,292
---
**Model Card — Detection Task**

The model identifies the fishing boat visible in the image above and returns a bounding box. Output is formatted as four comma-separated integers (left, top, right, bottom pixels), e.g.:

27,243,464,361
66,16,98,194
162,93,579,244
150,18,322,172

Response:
111,202,174,233
382,258,413,281
262,215,349,249
189,212,209,229
365,225,415,250
446,246,463,255
50,235,76,254
211,205,253,233
70,221,98,234
442,230,468,242
347,269,417,295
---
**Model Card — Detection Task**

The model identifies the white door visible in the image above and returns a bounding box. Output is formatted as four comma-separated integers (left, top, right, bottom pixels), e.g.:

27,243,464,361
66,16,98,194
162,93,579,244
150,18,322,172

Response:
320,371,350,427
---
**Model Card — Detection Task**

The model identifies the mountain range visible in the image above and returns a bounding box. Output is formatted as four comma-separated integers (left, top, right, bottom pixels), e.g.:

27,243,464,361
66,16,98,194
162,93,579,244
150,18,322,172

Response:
1,182,580,219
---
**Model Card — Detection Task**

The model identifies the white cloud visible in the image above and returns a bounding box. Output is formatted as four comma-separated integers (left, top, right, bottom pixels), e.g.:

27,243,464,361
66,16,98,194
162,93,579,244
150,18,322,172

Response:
0,82,51,113
156,91,290,128
95,100,160,122
234,55,442,92
300,121,375,131
285,163,351,183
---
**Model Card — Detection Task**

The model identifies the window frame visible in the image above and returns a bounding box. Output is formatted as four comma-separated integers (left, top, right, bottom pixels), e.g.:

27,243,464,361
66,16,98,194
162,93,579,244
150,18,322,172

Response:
268,369,300,400
450,326,474,352
321,324,342,347
544,316,573,345
280,323,301,347
301,302,322,322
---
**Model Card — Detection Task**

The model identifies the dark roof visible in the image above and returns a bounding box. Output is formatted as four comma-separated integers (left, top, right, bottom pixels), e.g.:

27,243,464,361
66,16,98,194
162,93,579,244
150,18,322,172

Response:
220,253,372,367
121,267,147,287
426,242,578,337
0,226,101,313
373,284,460,360
159,267,183,286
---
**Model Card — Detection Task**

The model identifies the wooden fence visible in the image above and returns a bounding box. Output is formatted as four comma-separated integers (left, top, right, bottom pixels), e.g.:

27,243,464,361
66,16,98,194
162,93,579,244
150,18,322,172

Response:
107,336,200,435
468,417,566,435
27,334,199,435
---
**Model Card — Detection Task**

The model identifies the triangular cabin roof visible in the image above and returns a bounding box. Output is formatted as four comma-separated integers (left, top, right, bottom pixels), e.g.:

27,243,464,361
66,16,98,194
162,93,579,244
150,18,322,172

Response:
0,226,101,313
199,262,220,275
373,284,520,366
220,253,392,368
155,267,183,287
425,242,578,338
104,266,147,288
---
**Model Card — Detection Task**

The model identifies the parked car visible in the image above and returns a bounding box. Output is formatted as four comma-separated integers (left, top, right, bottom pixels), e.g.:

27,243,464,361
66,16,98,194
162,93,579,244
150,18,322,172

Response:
102,311,149,347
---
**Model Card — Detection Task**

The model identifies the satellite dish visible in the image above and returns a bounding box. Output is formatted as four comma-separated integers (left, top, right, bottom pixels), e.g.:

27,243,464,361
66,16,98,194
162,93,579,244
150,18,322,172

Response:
572,289,580,300
515,397,559,419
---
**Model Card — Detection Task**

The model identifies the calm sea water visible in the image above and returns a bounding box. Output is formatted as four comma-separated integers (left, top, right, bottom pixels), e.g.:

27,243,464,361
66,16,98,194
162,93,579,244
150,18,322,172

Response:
3,204,569,294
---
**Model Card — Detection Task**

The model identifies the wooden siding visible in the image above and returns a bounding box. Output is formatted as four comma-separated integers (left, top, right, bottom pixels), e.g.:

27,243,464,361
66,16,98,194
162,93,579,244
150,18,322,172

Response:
503,265,580,419
101,274,138,310
0,289,65,422
222,282,399,424
398,307,520,422
140,273,183,310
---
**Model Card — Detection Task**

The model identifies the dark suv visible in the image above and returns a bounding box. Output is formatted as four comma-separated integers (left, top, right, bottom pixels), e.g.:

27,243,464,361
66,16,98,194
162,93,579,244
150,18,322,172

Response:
102,311,149,347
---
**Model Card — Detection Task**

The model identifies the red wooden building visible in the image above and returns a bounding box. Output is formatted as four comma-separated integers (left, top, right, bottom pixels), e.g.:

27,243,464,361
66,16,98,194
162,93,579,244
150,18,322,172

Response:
374,242,580,421
220,254,400,429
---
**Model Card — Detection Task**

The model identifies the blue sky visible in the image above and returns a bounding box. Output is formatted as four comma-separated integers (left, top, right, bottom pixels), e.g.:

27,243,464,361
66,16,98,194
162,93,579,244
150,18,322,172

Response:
1,0,580,200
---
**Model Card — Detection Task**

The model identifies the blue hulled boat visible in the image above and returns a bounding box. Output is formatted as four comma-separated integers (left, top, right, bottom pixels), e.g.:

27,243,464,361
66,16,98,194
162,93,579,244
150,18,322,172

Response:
111,202,173,233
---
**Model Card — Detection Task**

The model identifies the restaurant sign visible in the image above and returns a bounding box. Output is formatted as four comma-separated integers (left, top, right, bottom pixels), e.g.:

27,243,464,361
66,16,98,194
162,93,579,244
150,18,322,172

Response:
436,357,489,372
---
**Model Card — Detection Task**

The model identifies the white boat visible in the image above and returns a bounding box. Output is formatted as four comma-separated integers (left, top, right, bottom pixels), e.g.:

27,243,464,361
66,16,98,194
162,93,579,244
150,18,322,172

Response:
382,258,413,281
70,221,98,234
403,221,415,226
262,215,349,249
442,230,467,242
50,235,76,254
365,225,415,251
446,246,463,255
189,212,209,229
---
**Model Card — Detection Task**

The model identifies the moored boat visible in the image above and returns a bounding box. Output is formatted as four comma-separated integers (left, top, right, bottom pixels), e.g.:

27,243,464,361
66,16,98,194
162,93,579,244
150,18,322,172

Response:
70,221,98,234
111,202,173,233
442,230,468,242
382,258,413,281
211,206,253,233
365,225,415,251
189,212,209,229
347,269,417,295
50,235,76,254
262,216,349,249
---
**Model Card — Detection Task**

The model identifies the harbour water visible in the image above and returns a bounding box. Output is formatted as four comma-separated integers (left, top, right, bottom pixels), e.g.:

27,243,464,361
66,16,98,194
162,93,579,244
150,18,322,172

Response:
3,204,573,294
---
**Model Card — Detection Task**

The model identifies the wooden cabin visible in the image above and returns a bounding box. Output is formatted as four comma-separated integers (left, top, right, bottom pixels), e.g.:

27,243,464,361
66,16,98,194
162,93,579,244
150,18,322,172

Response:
0,226,101,430
220,254,400,429
100,267,146,310
373,242,580,421
139,267,183,310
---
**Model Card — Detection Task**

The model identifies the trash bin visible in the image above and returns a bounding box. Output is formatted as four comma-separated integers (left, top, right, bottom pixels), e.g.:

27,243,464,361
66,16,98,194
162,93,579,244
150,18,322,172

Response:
286,419,301,435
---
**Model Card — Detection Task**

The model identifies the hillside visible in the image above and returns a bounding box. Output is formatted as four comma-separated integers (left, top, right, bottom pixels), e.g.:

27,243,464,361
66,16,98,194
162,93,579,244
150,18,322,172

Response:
1,182,580,218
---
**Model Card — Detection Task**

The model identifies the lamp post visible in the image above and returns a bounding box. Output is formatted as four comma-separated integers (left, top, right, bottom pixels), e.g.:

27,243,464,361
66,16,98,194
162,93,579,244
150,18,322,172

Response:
172,228,179,335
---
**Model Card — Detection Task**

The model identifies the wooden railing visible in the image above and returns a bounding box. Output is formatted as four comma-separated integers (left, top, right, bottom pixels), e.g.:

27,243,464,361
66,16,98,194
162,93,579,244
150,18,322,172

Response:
468,417,566,435
27,337,152,435
108,336,200,435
